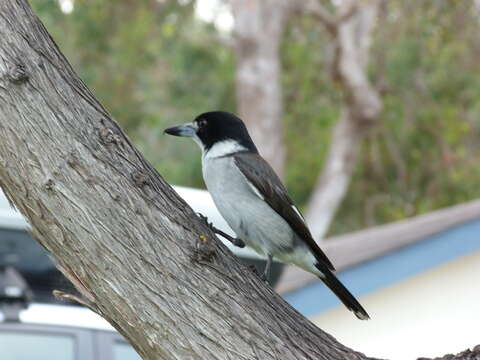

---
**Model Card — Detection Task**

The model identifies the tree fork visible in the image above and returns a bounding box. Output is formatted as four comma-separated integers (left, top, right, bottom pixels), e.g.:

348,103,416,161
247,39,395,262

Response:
0,1,375,359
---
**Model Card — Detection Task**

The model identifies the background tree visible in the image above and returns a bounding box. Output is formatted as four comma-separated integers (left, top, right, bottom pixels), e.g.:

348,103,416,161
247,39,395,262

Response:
282,0,480,236
230,0,295,177
300,0,383,239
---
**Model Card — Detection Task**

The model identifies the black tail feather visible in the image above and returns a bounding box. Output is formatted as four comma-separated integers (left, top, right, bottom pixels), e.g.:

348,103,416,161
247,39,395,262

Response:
317,265,370,320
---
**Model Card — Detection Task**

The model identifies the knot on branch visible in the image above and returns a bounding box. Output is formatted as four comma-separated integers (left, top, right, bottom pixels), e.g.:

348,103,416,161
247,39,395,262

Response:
44,178,55,191
191,235,217,264
132,171,149,188
53,290,99,314
66,150,81,168
8,62,29,84
99,126,122,145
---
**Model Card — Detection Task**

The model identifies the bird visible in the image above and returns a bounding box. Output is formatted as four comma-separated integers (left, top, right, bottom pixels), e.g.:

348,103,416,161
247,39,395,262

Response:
164,111,369,320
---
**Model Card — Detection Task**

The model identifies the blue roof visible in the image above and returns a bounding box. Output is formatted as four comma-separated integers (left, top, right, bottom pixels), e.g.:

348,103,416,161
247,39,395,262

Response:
282,219,480,317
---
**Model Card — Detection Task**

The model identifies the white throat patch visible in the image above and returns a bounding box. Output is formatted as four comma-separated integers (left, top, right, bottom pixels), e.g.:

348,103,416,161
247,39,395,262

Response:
203,140,247,160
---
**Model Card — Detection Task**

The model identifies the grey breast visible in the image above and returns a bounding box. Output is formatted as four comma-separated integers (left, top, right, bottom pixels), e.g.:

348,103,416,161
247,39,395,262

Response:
202,156,297,256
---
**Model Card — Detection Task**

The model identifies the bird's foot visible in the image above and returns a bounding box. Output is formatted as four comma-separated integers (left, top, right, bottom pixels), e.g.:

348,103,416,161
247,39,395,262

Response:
260,255,273,284
197,213,245,248
249,265,270,284
249,264,259,276
197,212,213,228
259,273,269,283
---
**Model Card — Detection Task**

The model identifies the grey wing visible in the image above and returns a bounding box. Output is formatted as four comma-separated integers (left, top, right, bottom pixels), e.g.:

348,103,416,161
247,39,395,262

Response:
233,152,335,271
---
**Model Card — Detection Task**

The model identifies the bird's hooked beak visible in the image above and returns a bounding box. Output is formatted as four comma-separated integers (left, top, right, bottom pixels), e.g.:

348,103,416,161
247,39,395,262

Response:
164,122,197,137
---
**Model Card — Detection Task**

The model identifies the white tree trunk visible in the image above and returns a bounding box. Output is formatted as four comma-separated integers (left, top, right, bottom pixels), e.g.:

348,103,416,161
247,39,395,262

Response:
305,0,382,239
305,109,363,239
231,0,292,177
0,1,377,359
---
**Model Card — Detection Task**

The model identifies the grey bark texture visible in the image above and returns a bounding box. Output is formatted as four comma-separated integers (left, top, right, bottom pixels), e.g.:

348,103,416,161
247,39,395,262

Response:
418,346,480,360
231,0,293,178
0,1,374,359
303,0,383,240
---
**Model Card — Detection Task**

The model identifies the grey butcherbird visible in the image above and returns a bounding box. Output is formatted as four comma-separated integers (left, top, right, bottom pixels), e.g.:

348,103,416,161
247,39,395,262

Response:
164,111,369,320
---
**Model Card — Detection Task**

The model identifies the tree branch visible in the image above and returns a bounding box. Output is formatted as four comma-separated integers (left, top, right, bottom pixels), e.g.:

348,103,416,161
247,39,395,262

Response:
305,0,383,239
298,0,358,35
53,290,99,314
231,0,291,177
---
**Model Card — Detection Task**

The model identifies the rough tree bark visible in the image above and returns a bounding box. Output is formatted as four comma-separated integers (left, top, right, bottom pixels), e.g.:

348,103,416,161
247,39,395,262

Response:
231,0,293,177
303,0,383,239
0,1,374,359
0,1,478,360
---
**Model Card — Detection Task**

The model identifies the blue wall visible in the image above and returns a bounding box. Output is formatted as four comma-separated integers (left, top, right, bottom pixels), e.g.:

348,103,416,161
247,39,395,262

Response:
282,219,480,317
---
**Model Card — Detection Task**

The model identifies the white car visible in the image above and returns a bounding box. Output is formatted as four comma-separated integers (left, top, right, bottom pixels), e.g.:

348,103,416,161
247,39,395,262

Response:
0,186,283,360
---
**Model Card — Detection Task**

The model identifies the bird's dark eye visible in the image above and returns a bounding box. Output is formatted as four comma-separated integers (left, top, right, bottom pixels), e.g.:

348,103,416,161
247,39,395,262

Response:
197,118,207,129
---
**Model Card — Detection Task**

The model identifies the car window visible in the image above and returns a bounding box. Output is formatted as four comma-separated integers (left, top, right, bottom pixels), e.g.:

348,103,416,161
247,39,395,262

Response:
0,332,75,360
113,341,142,360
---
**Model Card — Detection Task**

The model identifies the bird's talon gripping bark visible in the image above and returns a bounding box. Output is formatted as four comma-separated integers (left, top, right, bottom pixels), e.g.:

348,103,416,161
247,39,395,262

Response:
260,255,273,283
248,264,259,276
249,265,269,283
197,213,211,228
197,213,246,248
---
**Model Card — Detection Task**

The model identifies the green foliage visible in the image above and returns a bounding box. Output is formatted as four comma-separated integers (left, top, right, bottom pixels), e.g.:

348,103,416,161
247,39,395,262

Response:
282,0,480,235
31,0,480,236
331,0,480,234
281,17,341,207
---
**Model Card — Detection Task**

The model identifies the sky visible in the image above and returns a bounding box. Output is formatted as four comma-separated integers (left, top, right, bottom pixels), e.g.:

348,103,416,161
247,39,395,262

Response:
195,0,233,32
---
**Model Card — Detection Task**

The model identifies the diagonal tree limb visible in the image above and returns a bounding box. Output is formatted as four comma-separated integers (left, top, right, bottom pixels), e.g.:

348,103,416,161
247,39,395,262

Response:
298,0,383,239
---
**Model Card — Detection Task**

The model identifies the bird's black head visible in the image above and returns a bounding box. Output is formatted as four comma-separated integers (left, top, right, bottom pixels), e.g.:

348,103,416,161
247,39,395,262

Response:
164,111,258,154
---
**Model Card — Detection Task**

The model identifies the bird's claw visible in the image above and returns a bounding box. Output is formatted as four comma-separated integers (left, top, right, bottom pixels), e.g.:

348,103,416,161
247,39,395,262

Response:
249,265,270,284
249,264,259,275
259,272,271,284
196,213,246,248
197,212,214,229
